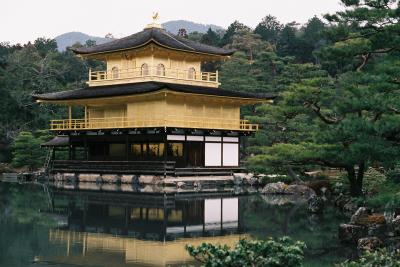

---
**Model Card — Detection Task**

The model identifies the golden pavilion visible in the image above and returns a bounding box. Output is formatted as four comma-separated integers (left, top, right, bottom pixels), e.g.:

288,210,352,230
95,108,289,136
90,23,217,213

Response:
34,18,272,176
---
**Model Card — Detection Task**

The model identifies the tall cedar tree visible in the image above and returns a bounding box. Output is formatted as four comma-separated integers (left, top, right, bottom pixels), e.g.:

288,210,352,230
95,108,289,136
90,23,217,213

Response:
248,0,400,196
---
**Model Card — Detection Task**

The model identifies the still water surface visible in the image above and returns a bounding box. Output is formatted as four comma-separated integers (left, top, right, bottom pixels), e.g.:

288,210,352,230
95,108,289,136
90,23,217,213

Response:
0,181,353,267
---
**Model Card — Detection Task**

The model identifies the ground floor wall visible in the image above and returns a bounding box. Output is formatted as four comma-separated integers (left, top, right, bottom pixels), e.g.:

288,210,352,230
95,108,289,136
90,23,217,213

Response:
62,132,242,168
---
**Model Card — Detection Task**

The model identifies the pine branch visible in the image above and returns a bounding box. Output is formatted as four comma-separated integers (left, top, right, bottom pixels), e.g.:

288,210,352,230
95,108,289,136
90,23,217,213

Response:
309,103,344,124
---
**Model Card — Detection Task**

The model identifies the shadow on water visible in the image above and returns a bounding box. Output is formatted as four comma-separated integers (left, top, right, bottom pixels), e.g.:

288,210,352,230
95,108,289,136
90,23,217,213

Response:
0,179,354,267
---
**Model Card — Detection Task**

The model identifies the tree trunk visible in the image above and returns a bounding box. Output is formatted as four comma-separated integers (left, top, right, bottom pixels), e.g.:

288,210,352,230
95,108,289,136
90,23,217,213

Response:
346,163,365,197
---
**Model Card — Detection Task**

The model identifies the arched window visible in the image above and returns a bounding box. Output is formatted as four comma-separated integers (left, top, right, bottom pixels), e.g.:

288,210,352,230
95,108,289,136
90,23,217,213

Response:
111,67,119,79
141,63,149,76
188,67,196,80
156,63,165,76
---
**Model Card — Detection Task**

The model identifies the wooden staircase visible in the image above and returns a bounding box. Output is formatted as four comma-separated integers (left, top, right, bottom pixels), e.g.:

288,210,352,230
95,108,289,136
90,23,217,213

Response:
43,147,54,174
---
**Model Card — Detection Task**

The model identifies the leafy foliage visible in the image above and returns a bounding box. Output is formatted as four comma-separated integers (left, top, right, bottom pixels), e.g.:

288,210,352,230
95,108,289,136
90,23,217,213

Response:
246,0,400,196
186,237,306,267
338,249,400,267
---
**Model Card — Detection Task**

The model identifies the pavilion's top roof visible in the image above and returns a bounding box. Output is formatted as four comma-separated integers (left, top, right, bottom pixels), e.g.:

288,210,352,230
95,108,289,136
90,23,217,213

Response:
72,27,234,56
33,82,274,102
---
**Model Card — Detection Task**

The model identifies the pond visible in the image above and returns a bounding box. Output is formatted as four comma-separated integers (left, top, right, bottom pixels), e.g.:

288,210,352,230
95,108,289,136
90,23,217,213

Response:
0,181,354,267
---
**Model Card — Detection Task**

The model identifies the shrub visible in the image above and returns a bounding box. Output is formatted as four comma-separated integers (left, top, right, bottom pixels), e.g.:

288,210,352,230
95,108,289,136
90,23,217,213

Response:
363,168,387,194
338,249,400,267
186,237,306,267
387,164,400,183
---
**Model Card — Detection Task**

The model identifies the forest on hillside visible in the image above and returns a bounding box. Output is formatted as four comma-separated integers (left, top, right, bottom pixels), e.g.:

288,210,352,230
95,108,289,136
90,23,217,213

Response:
1,0,400,197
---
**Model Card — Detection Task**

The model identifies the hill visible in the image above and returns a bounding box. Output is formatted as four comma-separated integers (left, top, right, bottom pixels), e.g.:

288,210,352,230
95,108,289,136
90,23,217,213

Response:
54,20,225,51
55,32,113,51
162,20,224,34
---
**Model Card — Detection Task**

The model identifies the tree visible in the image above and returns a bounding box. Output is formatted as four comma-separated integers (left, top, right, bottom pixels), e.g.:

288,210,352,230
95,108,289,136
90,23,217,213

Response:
298,16,327,63
177,28,188,38
228,29,270,61
318,0,400,75
276,22,301,59
249,56,400,196
186,237,306,267
247,0,400,196
220,20,250,47
200,28,220,46
187,31,204,42
11,131,42,170
254,15,283,45
219,52,267,93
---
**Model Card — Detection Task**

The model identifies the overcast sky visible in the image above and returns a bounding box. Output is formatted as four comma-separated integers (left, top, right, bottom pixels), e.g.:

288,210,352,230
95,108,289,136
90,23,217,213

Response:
2,0,344,44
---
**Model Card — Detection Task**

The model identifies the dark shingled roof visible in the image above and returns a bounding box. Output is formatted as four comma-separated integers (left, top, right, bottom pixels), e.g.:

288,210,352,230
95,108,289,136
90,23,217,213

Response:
72,27,234,56
41,136,69,147
33,82,274,101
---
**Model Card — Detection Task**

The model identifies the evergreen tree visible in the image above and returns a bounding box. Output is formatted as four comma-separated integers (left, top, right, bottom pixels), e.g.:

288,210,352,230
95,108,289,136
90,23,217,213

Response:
200,28,220,46
220,20,250,47
247,0,400,196
11,131,42,170
254,15,283,45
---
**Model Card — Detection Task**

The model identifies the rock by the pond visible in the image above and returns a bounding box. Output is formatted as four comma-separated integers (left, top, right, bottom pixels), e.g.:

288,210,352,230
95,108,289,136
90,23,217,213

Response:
392,216,400,235
261,182,287,194
308,195,324,213
261,182,316,196
343,200,358,213
350,207,371,225
286,184,316,196
261,194,307,206
334,194,349,209
367,223,387,237
339,223,366,243
357,237,383,251
102,174,121,184
177,181,186,189
233,175,243,185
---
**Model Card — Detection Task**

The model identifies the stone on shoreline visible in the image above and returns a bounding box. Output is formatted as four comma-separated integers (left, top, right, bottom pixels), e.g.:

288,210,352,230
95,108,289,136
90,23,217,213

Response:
261,182,316,196
357,237,383,251
101,174,121,184
339,223,366,243
350,207,371,224
308,195,324,213
261,182,287,194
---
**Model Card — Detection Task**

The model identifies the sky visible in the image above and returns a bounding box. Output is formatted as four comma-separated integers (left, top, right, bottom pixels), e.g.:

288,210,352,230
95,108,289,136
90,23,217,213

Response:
1,0,344,44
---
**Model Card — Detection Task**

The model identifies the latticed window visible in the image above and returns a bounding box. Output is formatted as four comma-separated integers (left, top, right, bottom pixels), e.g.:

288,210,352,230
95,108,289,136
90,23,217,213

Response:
141,63,149,76
156,63,165,76
188,67,196,79
111,67,119,79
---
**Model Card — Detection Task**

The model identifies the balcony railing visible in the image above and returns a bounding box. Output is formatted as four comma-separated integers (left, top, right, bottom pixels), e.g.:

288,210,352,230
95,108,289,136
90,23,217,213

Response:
50,116,258,132
88,67,219,87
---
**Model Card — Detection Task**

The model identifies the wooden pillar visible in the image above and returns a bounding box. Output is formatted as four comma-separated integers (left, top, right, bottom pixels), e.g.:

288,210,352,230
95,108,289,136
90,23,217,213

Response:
68,106,72,128
125,134,129,161
164,132,167,177
84,135,88,161
52,148,55,160
68,145,72,160
184,134,188,167
220,198,223,233
84,106,87,128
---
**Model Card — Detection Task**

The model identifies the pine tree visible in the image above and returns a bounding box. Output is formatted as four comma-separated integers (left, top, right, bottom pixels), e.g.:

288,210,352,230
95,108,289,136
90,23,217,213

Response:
11,131,42,170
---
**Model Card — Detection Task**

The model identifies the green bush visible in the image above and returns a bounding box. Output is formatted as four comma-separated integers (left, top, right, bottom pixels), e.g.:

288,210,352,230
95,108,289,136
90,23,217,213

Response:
363,168,387,193
186,237,306,267
360,181,400,211
387,164,400,183
338,249,400,267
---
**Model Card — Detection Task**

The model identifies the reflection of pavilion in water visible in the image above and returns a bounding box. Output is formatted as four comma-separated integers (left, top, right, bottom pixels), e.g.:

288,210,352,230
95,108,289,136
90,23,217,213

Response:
47,188,247,266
